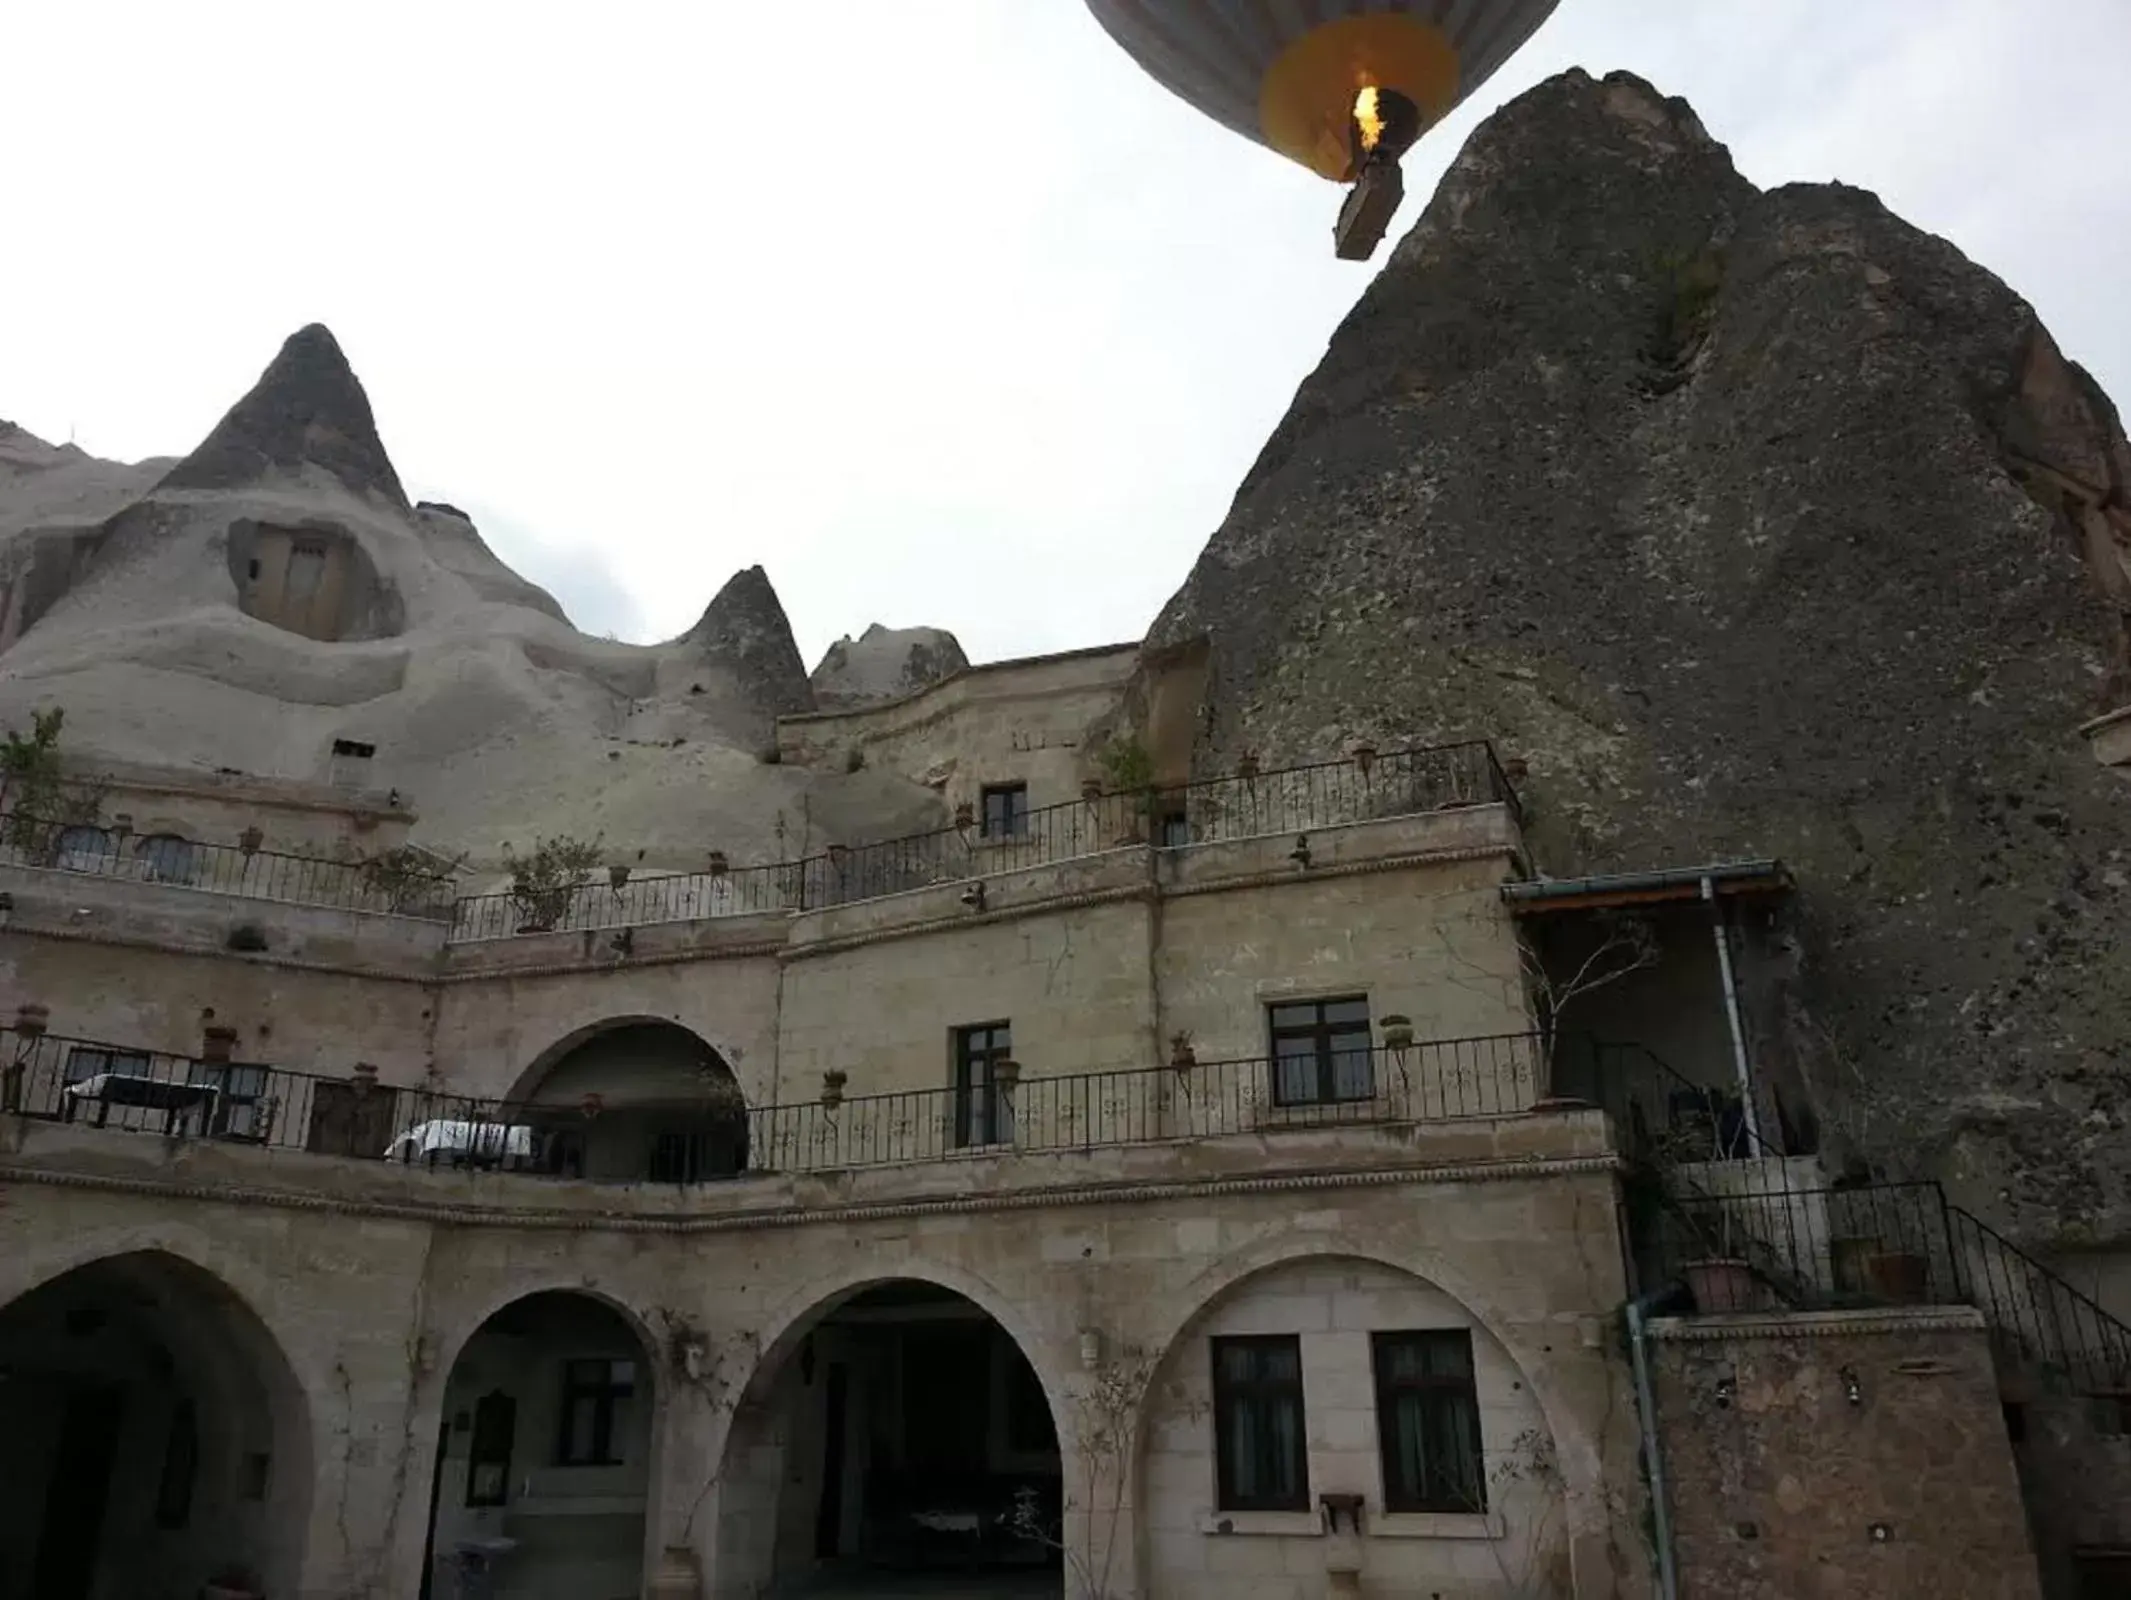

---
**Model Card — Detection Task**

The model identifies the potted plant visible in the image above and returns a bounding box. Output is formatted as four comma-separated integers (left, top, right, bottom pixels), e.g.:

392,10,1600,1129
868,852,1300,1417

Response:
1681,1203,1757,1313
706,849,728,877
351,1061,379,1096
580,1091,605,1121
827,842,849,870
1863,1243,1931,1304
953,800,975,831
1169,1031,1197,1070
503,834,601,933
1350,739,1378,776
821,1069,847,1109
1237,749,1260,783
238,824,264,856
1379,1014,1414,1052
609,863,631,891
1081,777,1104,804
992,1058,1021,1091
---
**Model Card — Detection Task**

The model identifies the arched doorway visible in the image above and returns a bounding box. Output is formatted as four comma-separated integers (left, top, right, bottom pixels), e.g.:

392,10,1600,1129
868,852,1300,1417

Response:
509,1019,750,1184
0,1250,313,1600
420,1291,657,1600
716,1280,1064,1598
1137,1254,1567,1599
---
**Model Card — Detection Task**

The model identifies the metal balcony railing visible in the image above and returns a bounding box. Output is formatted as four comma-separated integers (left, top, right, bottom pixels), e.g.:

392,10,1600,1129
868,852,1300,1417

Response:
1,1027,1546,1184
0,812,455,919
446,738,1519,940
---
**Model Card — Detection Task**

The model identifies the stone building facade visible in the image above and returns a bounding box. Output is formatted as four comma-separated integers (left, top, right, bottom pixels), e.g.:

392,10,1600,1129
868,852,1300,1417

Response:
0,647,2089,1600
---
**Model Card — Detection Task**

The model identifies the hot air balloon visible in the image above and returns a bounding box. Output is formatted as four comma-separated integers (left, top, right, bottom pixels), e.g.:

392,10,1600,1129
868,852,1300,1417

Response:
1083,1,1561,260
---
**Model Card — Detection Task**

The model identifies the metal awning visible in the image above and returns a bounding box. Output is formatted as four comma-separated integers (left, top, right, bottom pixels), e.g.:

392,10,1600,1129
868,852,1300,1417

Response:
1500,859,1791,916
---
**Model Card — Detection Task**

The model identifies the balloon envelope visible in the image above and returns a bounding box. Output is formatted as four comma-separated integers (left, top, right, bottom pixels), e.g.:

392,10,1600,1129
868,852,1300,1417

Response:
1083,1,1561,182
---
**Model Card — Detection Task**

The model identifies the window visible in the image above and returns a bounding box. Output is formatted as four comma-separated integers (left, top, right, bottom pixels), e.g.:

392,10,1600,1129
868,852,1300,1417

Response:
155,1398,198,1529
136,834,197,884
1212,1335,1308,1510
557,1358,635,1467
954,1022,1014,1148
1269,997,1374,1106
1372,1330,1485,1514
466,1389,516,1507
189,1061,272,1139
55,825,114,872
981,783,1029,839
63,1047,151,1086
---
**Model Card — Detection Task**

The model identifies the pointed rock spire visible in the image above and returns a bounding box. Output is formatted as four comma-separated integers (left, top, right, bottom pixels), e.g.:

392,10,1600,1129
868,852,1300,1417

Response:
811,623,969,708
681,565,815,717
158,324,408,508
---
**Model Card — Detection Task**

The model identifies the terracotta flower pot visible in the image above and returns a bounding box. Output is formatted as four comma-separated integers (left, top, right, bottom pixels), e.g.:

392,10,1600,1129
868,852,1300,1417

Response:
1684,1258,1757,1314
1865,1249,1931,1305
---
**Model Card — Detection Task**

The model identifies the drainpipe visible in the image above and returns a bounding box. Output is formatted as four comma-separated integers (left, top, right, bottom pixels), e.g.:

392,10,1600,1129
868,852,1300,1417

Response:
1625,1293,1681,1600
1702,875,1763,1152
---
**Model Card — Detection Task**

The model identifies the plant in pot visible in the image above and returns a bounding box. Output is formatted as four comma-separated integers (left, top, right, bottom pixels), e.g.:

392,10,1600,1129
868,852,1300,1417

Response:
1169,1031,1197,1071
821,1069,847,1109
502,833,601,933
706,849,728,877
1097,736,1156,844
609,862,631,891
1680,1201,1757,1314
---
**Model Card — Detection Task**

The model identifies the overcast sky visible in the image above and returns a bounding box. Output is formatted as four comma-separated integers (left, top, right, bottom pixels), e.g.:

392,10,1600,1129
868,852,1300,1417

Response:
5,1,2126,666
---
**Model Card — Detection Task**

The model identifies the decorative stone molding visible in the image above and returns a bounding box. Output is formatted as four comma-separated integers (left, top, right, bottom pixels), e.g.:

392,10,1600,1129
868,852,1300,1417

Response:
1645,1306,1986,1342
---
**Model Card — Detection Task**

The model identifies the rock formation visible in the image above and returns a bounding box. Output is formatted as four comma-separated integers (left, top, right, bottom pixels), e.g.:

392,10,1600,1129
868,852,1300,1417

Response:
810,623,969,709
1147,70,2131,1245
0,328,944,876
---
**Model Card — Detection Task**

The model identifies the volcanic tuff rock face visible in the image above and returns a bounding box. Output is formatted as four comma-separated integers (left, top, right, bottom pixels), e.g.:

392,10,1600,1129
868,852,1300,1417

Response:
1149,70,2131,1246
0,326,946,877
810,623,970,709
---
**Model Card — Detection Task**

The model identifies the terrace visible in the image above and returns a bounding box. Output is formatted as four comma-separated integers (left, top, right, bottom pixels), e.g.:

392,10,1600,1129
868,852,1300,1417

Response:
0,740,1521,942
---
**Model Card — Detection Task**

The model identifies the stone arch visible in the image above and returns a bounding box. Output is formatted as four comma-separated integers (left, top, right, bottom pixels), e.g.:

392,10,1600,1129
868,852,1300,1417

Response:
0,1246,316,1600
1146,1232,1599,1496
419,1287,664,1600
500,1016,749,1184
705,1261,1075,1599
1135,1244,1582,1600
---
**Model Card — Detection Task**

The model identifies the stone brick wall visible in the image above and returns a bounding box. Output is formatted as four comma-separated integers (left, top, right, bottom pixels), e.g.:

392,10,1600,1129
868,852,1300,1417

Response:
1649,1307,2043,1600
0,1115,1639,1599
1143,1256,1566,1599
775,643,1138,817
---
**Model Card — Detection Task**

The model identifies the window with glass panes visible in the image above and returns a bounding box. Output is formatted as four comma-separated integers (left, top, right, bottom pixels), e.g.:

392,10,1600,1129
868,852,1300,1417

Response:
980,783,1030,839
1268,996,1374,1105
953,1021,1014,1148
1371,1329,1485,1513
557,1357,636,1466
1211,1334,1309,1511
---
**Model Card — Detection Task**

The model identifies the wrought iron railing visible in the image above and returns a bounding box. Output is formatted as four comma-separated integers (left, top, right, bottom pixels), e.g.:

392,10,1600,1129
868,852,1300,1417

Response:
446,738,1519,940
2,1026,1545,1182
0,812,455,919
1627,1171,2131,1394
750,1035,1544,1173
